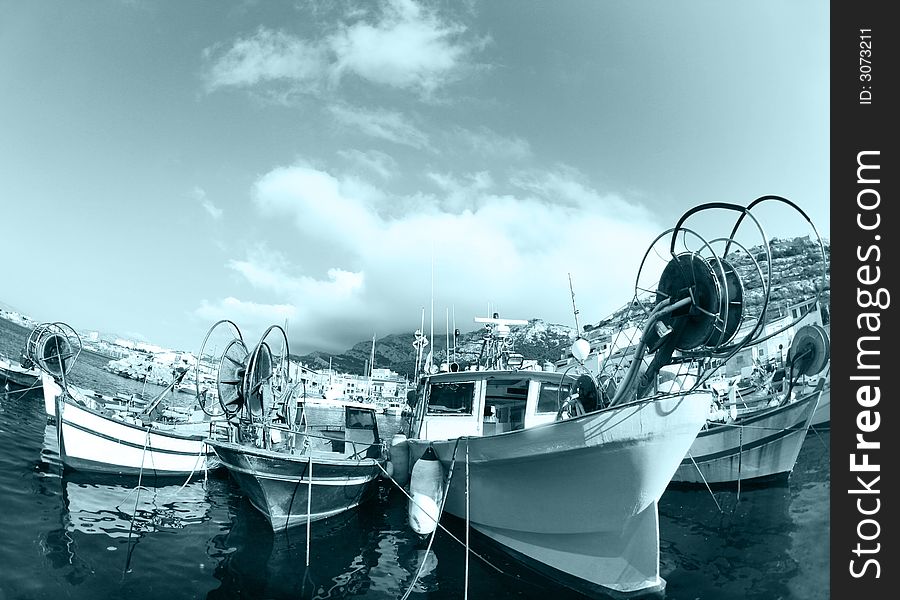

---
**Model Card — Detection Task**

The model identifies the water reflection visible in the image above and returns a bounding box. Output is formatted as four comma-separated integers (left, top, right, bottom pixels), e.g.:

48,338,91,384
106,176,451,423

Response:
658,432,829,600
208,482,443,600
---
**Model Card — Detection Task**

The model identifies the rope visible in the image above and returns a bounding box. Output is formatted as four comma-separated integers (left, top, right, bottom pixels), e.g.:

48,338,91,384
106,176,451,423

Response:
0,380,44,395
736,426,743,501
687,452,722,513
464,439,470,600
374,461,503,574
122,428,151,578
306,455,313,567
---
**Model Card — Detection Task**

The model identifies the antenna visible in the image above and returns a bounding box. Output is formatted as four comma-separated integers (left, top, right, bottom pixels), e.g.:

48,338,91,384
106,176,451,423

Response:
568,273,581,333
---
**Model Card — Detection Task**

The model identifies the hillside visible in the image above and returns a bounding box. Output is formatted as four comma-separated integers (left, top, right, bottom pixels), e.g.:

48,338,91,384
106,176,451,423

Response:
296,236,829,376
295,318,576,378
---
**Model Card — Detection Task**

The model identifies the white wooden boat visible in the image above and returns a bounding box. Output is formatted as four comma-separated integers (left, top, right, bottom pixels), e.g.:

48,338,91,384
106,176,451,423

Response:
402,367,710,598
26,322,221,477
672,384,822,485
42,374,221,477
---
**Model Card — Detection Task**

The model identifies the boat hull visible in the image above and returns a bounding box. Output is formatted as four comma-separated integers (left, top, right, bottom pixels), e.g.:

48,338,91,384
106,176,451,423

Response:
0,360,40,388
44,375,219,477
406,392,711,598
672,389,820,484
809,384,830,429
209,440,383,532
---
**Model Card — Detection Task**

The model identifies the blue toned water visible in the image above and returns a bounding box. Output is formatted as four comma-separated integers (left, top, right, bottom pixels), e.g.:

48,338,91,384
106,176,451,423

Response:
0,318,829,599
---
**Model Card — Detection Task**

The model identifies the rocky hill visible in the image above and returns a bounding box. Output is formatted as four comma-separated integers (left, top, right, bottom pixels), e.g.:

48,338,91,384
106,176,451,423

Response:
298,236,829,376
295,318,576,378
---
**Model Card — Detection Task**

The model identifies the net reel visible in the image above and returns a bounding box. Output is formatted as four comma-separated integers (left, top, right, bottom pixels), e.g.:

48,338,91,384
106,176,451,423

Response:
196,319,246,417
597,196,827,405
24,322,82,380
246,325,291,425
197,321,291,424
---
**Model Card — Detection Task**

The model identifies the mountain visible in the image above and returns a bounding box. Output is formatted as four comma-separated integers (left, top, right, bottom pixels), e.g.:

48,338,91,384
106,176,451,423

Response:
295,318,577,378
295,235,829,377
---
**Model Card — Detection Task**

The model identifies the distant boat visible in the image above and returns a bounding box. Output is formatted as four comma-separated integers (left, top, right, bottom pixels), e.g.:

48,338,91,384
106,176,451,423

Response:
0,354,41,389
28,322,221,477
673,324,830,485
198,321,388,532
672,383,822,485
382,400,405,416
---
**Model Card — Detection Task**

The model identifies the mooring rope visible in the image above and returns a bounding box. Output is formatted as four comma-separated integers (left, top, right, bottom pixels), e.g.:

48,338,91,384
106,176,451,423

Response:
0,380,44,396
464,438,470,600
306,455,313,567
687,452,722,513
374,461,503,574
122,428,151,578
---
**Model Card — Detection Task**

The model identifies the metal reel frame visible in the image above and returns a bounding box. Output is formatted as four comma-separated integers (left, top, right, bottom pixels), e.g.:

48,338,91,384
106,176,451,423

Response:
24,322,83,380
242,325,291,425
196,319,246,417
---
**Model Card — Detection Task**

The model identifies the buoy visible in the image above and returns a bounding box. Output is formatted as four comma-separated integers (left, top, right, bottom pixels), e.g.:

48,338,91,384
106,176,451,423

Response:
390,433,410,486
408,446,443,535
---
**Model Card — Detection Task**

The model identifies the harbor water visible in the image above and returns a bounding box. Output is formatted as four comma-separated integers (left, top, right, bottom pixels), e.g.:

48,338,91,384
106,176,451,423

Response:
0,318,829,599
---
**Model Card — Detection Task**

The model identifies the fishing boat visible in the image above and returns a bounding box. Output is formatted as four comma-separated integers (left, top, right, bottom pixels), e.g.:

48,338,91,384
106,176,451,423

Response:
28,322,222,477
0,353,41,389
198,321,387,532
673,323,830,485
392,196,829,598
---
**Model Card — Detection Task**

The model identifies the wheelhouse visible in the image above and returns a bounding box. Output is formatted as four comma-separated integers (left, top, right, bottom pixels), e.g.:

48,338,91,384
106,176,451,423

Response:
407,370,576,440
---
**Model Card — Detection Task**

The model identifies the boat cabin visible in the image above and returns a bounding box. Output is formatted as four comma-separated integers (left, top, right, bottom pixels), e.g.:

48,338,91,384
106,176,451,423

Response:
408,370,576,441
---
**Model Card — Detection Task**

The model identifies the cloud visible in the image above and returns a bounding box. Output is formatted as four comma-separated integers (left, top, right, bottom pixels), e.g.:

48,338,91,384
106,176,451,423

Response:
329,0,482,96
329,104,432,149
337,149,399,180
191,186,223,220
198,161,667,355
204,28,328,93
455,126,531,160
203,0,485,98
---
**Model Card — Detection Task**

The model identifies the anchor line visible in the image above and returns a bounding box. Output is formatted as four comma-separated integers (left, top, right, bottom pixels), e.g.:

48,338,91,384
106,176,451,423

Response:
688,452,722,513
374,460,504,574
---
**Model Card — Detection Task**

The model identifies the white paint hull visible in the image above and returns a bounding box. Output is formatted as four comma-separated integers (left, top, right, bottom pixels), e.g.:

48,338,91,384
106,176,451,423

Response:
43,374,219,477
673,389,820,484
407,392,711,597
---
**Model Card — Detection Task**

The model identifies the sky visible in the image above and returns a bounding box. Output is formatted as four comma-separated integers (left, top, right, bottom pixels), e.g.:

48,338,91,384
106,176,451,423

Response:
0,0,829,355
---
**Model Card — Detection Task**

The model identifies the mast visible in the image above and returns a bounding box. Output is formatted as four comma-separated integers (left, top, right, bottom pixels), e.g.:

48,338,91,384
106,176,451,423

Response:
368,332,376,398
568,273,581,334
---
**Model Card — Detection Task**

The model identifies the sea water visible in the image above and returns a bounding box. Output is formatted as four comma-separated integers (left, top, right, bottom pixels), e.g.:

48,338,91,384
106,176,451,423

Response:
0,318,829,599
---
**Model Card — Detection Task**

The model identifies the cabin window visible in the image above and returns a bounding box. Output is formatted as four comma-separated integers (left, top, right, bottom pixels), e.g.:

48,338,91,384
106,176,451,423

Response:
537,382,571,414
346,407,378,431
426,382,475,414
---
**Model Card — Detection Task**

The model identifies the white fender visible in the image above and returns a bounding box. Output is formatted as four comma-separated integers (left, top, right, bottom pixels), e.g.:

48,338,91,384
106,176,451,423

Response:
408,446,444,535
390,433,410,487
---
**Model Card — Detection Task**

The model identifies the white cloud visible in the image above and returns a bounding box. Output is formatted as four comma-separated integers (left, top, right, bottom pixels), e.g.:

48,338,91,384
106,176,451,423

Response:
203,0,484,98
329,0,480,96
191,186,223,220
204,28,328,92
329,104,431,149
195,297,297,323
198,161,666,354
337,149,398,180
456,126,531,160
